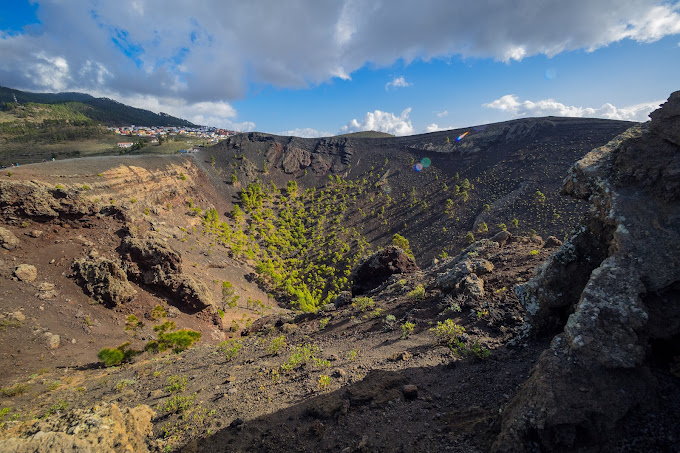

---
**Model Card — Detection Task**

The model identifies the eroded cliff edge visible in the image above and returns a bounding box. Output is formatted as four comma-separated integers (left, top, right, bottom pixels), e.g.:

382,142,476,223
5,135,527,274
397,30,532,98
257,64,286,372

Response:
496,91,680,451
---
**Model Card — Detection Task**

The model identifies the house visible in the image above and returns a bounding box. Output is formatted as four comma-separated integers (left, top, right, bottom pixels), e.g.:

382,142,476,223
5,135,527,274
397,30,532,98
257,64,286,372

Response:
117,142,134,148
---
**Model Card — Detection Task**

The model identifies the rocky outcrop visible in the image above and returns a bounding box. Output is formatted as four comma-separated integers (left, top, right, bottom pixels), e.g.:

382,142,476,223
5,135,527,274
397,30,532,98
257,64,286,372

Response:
496,91,680,451
351,246,418,295
0,404,155,453
281,146,311,174
71,256,136,307
433,240,496,299
0,180,95,219
120,235,215,311
0,226,19,249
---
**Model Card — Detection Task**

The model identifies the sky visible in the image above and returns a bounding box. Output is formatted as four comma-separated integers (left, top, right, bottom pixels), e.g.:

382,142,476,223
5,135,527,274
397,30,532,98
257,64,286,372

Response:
1,0,679,136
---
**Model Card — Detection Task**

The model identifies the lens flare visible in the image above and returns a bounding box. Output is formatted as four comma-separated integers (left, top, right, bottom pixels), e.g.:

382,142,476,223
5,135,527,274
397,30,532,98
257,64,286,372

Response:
456,131,469,141
421,157,431,168
414,163,423,172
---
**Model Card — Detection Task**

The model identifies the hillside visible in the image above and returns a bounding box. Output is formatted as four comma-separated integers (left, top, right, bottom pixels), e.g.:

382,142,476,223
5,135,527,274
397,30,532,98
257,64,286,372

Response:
0,86,196,127
2,96,678,453
201,116,634,268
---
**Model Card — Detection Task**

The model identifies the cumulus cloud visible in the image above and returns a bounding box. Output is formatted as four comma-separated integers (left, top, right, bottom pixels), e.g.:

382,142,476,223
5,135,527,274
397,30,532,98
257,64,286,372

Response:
276,128,332,138
1,0,678,102
340,108,414,136
484,94,663,122
385,76,411,91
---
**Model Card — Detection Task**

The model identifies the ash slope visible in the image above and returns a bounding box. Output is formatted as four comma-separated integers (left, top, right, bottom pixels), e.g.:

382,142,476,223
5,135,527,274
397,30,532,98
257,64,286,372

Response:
205,116,635,264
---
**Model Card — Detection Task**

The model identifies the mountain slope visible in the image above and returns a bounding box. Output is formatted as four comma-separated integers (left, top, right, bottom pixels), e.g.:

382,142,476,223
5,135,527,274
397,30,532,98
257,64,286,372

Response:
200,116,636,266
0,86,196,127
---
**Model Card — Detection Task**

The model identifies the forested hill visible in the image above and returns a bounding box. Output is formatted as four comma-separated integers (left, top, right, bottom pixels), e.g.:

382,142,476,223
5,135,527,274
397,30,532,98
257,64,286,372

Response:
0,86,196,127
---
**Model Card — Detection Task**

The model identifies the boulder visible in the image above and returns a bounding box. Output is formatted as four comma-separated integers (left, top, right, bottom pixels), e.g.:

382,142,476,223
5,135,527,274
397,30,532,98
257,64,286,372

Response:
14,264,37,282
45,332,60,349
120,235,215,311
71,257,136,307
491,230,511,246
543,235,563,248
0,227,20,250
334,291,352,308
351,246,418,295
498,91,680,452
434,258,493,294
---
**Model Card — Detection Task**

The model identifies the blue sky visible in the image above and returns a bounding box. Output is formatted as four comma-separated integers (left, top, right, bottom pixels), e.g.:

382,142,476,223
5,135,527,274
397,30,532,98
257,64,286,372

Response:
1,1,679,136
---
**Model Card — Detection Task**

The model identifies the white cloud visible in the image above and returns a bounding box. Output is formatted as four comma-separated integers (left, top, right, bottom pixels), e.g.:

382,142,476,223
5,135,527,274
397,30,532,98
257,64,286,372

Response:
424,122,465,133
87,91,254,129
340,108,414,136
1,0,678,106
385,76,411,91
29,53,71,91
436,110,448,118
483,94,663,122
277,128,332,138
426,123,442,133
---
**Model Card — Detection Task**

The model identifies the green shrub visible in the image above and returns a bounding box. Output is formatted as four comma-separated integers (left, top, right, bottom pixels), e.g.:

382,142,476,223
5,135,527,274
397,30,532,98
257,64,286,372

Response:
124,314,143,334
150,304,167,320
268,335,286,355
281,344,329,371
352,296,375,312
98,342,137,367
318,374,331,390
145,322,201,354
431,319,466,346
529,249,539,256
218,339,243,361
160,393,196,414
1,383,30,397
383,314,397,331
401,321,415,339
391,233,414,258
465,232,475,244
318,317,330,330
165,375,187,393
407,284,426,300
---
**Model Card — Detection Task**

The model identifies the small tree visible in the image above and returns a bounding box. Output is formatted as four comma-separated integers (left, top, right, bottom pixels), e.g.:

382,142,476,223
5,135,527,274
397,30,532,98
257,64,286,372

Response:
145,321,201,354
535,190,546,204
391,233,414,258
465,231,475,244
98,342,138,367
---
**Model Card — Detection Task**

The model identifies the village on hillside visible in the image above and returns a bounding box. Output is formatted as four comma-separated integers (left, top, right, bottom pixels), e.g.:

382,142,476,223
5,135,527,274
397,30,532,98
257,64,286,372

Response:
109,125,239,150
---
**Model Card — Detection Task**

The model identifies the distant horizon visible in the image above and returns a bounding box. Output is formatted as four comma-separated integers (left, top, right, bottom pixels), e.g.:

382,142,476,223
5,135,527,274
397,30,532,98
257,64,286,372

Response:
3,82,649,139
1,0,678,137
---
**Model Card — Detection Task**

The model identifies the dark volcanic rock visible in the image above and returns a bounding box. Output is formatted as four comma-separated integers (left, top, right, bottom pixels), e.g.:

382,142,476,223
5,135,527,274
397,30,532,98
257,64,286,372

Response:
543,235,562,248
433,240,496,299
120,235,214,311
71,256,136,307
120,236,182,277
351,246,418,295
497,91,680,452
